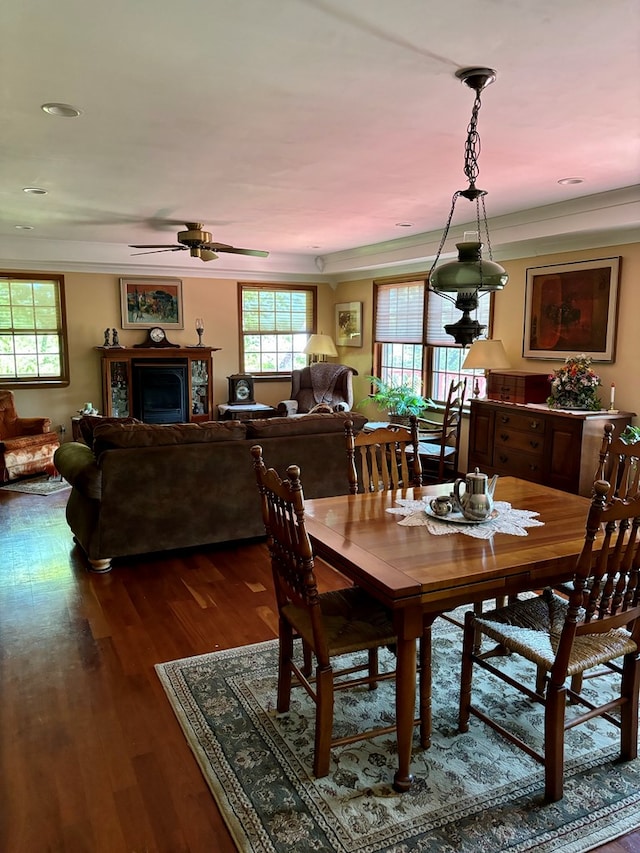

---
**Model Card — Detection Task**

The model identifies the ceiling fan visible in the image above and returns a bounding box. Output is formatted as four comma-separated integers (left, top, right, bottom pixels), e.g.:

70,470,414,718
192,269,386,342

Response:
129,223,269,262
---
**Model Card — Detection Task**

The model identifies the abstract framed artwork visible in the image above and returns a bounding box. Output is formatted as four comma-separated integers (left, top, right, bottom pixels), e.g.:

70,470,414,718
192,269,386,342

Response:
523,257,620,362
119,277,184,330
335,301,362,347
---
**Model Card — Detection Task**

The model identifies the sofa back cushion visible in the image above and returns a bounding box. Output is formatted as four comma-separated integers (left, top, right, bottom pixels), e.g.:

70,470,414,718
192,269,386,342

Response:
245,411,366,439
93,420,247,455
78,416,142,449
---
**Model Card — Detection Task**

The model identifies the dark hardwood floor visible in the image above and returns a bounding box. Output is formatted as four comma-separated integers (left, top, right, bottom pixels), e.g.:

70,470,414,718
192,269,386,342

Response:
1,486,639,852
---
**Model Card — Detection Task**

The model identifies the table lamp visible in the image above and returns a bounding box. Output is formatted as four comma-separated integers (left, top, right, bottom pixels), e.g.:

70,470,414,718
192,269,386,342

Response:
461,339,511,398
303,333,338,363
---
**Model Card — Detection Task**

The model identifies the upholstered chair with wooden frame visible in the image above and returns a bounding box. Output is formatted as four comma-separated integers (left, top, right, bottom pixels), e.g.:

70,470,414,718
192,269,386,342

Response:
250,444,420,778
459,479,640,803
345,416,422,494
416,378,467,484
0,390,60,483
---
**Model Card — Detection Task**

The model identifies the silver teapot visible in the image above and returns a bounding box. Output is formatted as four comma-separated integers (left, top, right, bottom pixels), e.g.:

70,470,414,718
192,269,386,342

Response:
453,467,498,521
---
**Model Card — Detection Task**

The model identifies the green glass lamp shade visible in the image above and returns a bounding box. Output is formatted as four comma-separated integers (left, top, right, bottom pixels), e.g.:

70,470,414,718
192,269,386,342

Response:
430,241,508,294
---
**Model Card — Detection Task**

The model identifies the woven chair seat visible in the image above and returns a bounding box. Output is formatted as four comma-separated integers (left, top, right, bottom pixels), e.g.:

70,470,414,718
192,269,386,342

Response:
476,591,638,677
283,587,396,656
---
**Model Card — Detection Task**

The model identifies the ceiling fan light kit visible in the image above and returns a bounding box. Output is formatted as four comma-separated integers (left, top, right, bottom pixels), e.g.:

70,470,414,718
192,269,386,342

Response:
129,222,269,262
429,67,509,347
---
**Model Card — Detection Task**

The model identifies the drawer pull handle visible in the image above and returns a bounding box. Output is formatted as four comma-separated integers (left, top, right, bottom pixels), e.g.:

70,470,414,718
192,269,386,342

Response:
529,440,540,449
500,433,509,441
529,464,539,471
529,420,541,430
500,416,510,424
498,454,508,464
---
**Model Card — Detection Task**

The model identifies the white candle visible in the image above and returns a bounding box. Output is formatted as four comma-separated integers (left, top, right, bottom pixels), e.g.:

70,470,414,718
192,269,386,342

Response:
610,383,615,408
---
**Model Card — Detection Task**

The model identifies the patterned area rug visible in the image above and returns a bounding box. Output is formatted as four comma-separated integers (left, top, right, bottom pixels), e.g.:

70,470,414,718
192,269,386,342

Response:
0,476,70,496
156,610,640,853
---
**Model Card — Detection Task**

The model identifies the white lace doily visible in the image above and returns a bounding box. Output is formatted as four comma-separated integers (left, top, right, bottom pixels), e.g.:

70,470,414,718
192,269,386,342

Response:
386,498,544,539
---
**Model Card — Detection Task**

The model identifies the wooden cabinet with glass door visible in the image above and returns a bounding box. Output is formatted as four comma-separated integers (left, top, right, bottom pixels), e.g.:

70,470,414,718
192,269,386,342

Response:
96,347,220,423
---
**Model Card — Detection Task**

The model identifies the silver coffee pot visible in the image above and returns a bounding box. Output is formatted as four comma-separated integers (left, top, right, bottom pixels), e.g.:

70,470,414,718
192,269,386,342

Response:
453,467,498,521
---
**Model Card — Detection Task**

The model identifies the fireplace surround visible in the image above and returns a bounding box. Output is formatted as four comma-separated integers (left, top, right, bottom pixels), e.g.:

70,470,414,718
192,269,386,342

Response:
96,346,219,423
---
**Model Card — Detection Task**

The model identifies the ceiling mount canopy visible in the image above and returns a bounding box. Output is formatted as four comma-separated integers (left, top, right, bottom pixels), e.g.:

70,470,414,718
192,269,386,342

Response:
429,67,508,347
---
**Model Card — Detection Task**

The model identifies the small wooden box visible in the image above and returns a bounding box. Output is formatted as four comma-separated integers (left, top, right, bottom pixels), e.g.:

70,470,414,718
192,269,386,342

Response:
487,371,550,404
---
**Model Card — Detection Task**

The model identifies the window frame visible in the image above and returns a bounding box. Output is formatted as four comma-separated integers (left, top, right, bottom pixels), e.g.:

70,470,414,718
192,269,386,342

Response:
0,272,70,389
372,274,493,405
238,282,317,380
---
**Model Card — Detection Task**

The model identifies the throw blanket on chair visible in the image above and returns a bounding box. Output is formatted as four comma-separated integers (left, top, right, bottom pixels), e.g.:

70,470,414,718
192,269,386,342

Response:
310,363,350,405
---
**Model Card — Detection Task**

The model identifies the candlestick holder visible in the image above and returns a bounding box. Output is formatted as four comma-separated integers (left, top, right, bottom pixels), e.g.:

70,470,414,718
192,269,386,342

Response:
195,317,205,347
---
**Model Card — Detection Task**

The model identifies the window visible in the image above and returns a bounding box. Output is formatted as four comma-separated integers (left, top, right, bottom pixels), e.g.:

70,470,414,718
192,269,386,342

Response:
374,277,491,403
0,273,69,387
426,291,492,401
375,281,425,394
240,284,316,376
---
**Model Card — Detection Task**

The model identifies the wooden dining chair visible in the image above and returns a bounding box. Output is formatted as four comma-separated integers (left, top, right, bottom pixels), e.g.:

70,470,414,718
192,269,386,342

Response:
251,444,426,778
415,378,467,484
459,479,640,802
558,422,640,695
345,416,422,494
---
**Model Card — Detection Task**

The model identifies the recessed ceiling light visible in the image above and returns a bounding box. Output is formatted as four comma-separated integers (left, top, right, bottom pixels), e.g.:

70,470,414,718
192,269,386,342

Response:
41,102,82,117
15,224,34,230
23,186,48,194
557,177,584,185
395,222,414,228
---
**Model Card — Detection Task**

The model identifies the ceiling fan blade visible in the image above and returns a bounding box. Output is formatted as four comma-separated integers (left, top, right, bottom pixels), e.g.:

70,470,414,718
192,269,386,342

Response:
214,246,270,258
129,243,183,249
130,247,187,256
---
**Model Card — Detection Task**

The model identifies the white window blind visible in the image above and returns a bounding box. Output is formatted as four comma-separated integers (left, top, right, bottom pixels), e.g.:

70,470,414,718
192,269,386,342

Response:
375,282,424,343
425,290,491,346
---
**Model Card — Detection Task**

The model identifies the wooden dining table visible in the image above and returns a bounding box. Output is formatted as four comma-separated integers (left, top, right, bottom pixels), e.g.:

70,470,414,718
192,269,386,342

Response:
303,476,598,792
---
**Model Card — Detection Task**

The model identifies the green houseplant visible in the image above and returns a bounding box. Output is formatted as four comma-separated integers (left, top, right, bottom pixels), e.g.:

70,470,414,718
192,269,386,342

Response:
364,376,432,422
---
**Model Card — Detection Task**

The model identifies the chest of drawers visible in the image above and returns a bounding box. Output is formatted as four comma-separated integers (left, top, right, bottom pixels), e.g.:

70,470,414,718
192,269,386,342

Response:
468,399,633,496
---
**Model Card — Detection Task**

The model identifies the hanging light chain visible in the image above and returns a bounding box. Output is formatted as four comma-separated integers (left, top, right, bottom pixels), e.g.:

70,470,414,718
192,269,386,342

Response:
463,89,483,189
427,191,459,299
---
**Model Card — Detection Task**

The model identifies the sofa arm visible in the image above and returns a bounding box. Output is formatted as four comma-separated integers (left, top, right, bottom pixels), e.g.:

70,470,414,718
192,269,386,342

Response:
277,400,299,417
54,442,102,500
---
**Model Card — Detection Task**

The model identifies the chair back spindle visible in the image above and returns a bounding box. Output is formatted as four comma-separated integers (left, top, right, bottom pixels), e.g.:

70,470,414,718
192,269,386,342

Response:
345,417,422,494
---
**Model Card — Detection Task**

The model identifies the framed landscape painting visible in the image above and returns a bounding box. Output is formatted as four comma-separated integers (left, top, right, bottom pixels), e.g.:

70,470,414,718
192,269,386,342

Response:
335,301,362,347
120,277,184,330
523,257,620,362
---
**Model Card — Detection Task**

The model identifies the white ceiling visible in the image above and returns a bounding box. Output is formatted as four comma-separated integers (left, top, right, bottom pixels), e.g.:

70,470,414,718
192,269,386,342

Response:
2,0,639,281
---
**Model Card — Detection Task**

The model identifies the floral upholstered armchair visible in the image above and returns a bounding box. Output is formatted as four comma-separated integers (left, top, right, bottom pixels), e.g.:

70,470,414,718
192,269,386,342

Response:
277,363,358,417
0,390,60,482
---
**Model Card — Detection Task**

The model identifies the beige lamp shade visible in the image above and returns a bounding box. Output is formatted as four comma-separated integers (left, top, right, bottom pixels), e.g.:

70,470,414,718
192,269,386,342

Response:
461,339,510,371
303,334,338,358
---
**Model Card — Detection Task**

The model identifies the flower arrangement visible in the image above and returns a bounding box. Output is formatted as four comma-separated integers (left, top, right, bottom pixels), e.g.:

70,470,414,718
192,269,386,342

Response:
547,354,602,411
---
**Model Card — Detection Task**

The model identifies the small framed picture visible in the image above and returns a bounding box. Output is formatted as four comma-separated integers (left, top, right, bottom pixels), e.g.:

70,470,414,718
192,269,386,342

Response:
119,277,184,330
335,301,362,347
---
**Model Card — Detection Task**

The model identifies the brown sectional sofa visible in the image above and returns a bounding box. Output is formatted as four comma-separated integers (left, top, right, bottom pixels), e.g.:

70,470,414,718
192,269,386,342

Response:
54,411,366,572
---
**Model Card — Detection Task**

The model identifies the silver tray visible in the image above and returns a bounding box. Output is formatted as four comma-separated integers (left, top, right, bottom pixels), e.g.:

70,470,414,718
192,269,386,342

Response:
424,506,499,525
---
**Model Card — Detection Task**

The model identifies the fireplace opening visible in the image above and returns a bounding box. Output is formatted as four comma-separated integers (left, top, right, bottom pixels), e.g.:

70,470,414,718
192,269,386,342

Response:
132,359,188,424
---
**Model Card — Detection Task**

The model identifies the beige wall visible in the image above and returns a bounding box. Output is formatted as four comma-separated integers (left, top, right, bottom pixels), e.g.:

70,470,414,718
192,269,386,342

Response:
8,243,638,452
9,274,335,432
334,242,639,470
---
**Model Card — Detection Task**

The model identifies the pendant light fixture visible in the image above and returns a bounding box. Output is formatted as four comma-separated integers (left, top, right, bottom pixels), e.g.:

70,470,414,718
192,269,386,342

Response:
429,67,508,346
